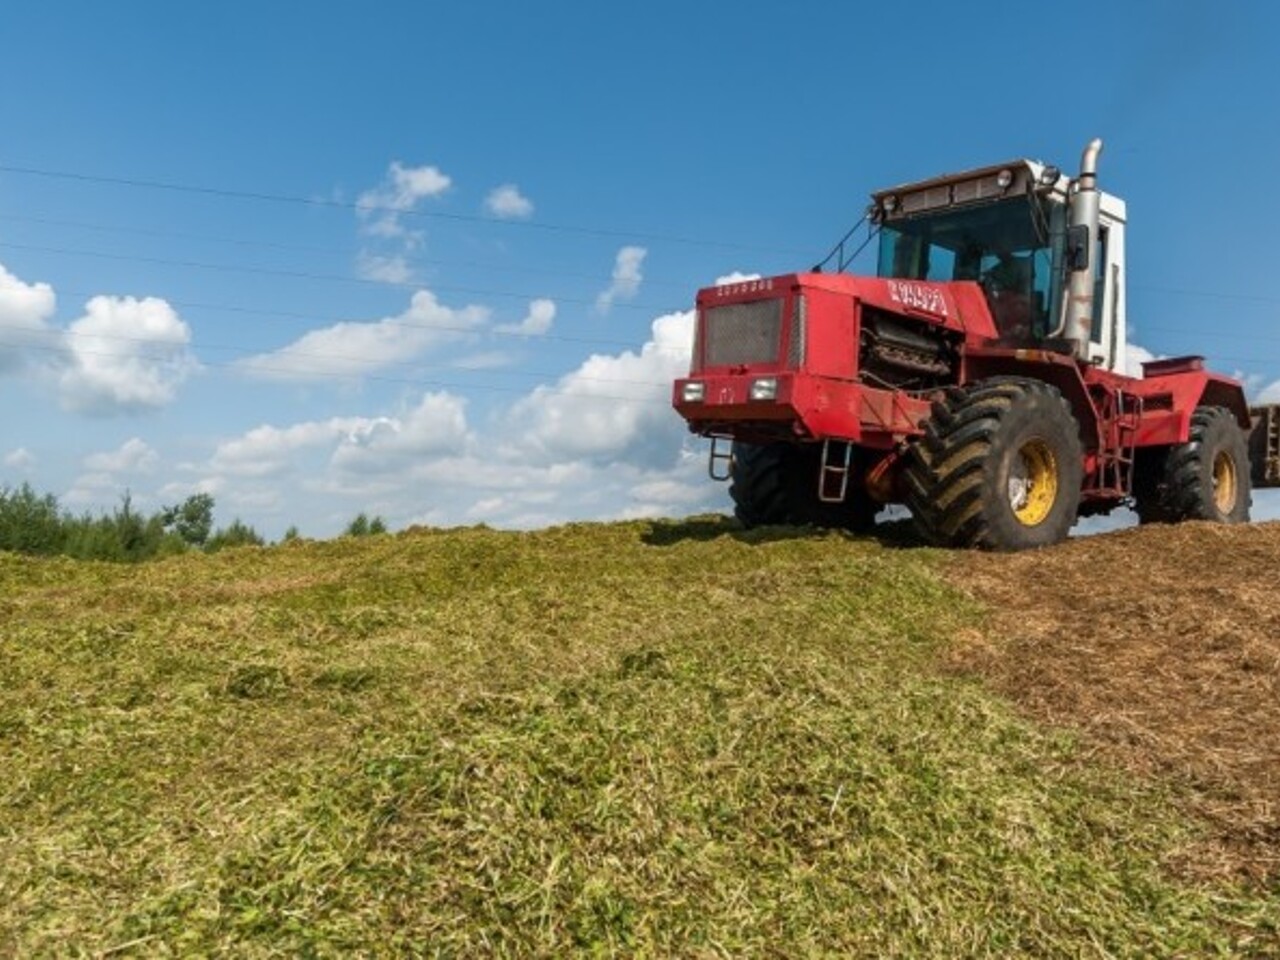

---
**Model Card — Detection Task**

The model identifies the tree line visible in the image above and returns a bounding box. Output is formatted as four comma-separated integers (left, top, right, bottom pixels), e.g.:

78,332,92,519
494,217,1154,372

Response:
0,484,387,562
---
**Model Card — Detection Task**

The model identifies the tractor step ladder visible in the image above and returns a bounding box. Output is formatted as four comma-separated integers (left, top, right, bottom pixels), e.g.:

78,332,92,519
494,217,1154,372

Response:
1268,409,1280,483
708,435,734,481
1091,388,1143,497
818,439,853,503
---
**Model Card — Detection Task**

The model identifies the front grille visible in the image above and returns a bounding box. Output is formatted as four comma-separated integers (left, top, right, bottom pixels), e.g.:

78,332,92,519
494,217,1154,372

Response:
702,299,783,367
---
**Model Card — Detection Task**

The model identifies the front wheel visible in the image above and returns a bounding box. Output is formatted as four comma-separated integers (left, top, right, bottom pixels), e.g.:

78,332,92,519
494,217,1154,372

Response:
729,442,878,532
903,377,1083,551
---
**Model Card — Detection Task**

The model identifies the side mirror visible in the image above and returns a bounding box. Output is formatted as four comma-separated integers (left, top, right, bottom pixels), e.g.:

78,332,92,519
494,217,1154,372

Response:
1066,224,1090,272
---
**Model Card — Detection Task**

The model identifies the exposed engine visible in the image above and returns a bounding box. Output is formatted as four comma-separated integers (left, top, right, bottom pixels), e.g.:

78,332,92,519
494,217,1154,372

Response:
858,308,955,387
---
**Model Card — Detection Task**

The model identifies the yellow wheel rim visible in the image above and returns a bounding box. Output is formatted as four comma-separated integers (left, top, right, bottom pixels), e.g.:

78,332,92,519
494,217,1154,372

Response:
1008,439,1058,526
1213,451,1238,514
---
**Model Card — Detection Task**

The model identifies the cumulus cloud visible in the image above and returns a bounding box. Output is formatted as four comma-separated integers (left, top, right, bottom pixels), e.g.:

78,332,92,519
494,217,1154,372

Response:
512,307,693,464
495,298,556,336
237,289,488,381
59,296,197,415
354,161,452,283
0,261,57,373
4,447,35,471
330,392,470,474
84,437,159,474
484,183,534,219
1124,340,1160,377
211,417,392,478
211,393,471,482
355,253,412,284
356,161,451,238
452,351,515,370
596,246,647,313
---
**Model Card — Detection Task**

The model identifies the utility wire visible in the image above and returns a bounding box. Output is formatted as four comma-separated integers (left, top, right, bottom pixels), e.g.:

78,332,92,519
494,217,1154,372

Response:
0,320,681,389
0,337,675,406
0,162,809,255
0,240,688,314
0,211,696,290
5,225,1274,315
47,286,688,354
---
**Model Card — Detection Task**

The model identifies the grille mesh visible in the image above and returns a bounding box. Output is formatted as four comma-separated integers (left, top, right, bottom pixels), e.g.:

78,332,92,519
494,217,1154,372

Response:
703,299,783,367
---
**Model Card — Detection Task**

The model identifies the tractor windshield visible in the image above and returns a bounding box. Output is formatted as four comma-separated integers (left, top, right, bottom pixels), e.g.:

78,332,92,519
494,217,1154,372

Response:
875,196,1064,342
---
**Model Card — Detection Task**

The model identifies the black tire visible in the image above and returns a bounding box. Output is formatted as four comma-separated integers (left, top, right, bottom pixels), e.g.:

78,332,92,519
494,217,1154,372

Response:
1131,448,1173,525
1132,406,1251,524
903,377,1083,551
729,441,877,531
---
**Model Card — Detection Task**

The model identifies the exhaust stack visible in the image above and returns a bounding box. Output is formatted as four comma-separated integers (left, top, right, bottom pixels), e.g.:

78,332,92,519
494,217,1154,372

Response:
1062,138,1103,360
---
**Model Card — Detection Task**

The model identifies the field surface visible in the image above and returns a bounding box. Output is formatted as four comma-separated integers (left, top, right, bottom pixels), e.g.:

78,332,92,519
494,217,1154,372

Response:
2,518,1279,956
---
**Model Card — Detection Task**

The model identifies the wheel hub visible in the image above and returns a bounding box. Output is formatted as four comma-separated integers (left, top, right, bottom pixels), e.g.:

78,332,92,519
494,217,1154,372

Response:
1212,451,1238,514
1008,438,1058,526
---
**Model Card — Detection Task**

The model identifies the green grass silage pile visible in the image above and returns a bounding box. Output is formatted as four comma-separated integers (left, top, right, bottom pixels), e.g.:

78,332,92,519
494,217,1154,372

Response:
1,519,1275,955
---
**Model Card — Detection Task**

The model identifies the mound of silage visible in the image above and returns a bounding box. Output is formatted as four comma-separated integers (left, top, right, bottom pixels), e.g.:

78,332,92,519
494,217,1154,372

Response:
947,519,1280,884
0,519,1276,955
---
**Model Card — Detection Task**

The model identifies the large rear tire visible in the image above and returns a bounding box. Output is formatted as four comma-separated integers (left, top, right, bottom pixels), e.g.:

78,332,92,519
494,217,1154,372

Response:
729,442,877,531
1131,406,1251,524
903,377,1083,551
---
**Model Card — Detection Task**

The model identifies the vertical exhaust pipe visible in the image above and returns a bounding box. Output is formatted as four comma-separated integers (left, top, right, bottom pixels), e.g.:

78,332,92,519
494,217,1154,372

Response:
1062,138,1103,360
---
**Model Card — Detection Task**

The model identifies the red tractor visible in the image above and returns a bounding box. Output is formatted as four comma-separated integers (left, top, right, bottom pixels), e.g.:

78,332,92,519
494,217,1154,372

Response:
673,140,1277,550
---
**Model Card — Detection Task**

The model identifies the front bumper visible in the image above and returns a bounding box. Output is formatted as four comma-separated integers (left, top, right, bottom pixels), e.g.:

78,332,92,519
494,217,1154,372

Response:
672,372,931,449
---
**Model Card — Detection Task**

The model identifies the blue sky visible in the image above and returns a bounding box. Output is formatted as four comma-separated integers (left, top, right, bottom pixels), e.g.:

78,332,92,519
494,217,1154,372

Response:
0,1,1277,537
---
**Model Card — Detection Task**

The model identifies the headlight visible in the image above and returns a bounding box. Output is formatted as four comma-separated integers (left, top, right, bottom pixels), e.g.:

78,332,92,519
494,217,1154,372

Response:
681,381,705,402
749,377,777,401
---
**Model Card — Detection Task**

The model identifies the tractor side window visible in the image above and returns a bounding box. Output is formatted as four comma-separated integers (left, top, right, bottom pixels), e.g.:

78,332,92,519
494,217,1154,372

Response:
880,230,955,282
924,246,955,282
1090,226,1109,342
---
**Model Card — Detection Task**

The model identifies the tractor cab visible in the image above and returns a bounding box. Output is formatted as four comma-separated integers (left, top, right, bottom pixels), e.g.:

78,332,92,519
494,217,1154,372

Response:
870,158,1128,371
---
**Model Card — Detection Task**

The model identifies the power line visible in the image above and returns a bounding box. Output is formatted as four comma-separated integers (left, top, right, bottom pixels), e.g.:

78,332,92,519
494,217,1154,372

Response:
0,336,676,406
1131,283,1280,305
46,286,689,355
0,211,695,291
0,239,689,314
0,320,681,389
0,162,808,256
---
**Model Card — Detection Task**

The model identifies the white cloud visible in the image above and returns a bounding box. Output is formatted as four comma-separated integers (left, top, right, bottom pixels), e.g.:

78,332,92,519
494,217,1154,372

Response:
354,161,452,283
4,447,35,472
355,253,412,284
59,296,197,415
210,393,471,483
211,416,389,477
1124,341,1159,377
237,289,488,382
495,298,556,336
62,471,122,508
484,183,534,219
512,307,693,463
714,271,763,286
356,161,451,238
330,392,471,474
0,261,57,373
85,437,159,474
596,246,647,313
452,351,515,370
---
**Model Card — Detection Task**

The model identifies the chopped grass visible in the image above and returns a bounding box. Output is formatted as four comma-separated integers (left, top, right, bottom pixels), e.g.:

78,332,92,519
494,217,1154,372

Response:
1,518,1276,955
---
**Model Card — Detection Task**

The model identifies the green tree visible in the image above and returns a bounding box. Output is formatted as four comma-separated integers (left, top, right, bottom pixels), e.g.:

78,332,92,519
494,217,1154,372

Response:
161,493,215,547
0,484,64,555
345,513,387,537
207,519,265,552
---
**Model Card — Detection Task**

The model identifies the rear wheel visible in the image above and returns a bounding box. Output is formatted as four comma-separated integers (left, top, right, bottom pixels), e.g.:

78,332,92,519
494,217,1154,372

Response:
903,377,1083,551
729,441,877,531
1132,406,1251,523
